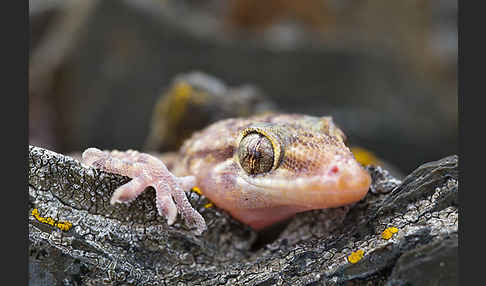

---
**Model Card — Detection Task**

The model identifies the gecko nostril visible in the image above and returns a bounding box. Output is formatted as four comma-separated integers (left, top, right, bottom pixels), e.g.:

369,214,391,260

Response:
329,165,339,175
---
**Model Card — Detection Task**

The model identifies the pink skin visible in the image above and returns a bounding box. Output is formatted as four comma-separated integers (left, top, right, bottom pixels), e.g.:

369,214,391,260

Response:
80,113,372,235
81,144,371,233
81,148,206,235
197,158,371,230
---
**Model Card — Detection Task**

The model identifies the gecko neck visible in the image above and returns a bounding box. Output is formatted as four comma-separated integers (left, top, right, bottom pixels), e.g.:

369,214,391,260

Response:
227,205,308,230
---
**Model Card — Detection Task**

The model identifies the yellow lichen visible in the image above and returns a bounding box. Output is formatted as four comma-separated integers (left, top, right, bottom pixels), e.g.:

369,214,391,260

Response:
45,217,56,226
204,203,214,208
31,208,73,231
168,82,193,126
381,227,399,240
190,187,213,208
191,186,202,195
348,249,364,264
55,221,73,231
351,146,380,166
31,208,40,217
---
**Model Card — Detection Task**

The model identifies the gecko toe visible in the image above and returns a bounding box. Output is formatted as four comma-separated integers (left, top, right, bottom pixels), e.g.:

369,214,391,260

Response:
110,177,147,205
182,210,207,235
156,193,178,225
81,148,106,166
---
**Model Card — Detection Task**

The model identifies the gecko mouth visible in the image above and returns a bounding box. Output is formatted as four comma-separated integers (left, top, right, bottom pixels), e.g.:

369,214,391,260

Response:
241,165,372,209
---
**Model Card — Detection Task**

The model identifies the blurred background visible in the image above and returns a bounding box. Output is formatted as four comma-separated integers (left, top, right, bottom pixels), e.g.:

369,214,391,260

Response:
29,0,457,174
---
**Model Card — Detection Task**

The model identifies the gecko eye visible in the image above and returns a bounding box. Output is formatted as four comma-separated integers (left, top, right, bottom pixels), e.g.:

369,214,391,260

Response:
238,132,274,175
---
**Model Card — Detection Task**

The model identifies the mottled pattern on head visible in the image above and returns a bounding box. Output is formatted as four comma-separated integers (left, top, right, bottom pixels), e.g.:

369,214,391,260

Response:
180,113,350,177
178,112,368,205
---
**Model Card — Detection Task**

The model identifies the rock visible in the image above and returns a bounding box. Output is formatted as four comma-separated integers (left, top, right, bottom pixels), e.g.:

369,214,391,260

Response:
28,145,458,285
144,71,276,152
28,145,257,285
29,0,457,173
385,233,458,286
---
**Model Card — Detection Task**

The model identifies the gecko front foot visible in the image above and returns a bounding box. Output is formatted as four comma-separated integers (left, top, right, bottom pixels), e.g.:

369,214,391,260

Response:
81,148,207,235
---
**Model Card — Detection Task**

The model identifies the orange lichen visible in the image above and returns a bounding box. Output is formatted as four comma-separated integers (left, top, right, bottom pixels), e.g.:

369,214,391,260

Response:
350,146,380,166
381,227,399,240
347,249,364,264
31,208,73,231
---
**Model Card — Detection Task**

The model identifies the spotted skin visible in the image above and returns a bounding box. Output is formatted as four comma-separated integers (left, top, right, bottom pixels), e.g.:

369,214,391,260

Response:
82,113,371,234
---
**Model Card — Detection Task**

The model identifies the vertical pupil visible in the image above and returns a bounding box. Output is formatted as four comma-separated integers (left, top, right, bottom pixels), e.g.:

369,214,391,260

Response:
238,132,274,174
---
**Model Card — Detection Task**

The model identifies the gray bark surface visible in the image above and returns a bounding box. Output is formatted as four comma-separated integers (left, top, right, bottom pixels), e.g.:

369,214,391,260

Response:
29,145,457,285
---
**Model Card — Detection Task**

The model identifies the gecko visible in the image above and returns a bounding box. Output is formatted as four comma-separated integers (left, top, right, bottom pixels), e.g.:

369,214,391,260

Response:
82,113,371,235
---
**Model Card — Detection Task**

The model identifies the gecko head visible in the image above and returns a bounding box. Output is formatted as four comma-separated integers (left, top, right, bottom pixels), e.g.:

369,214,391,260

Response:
235,116,371,211
194,114,372,230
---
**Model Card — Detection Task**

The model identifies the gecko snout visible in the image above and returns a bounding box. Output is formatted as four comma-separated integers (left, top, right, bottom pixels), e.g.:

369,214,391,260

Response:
294,163,371,209
337,168,371,194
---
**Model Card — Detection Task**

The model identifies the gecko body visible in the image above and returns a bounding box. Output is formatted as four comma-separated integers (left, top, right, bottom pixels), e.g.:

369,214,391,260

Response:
82,113,371,234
